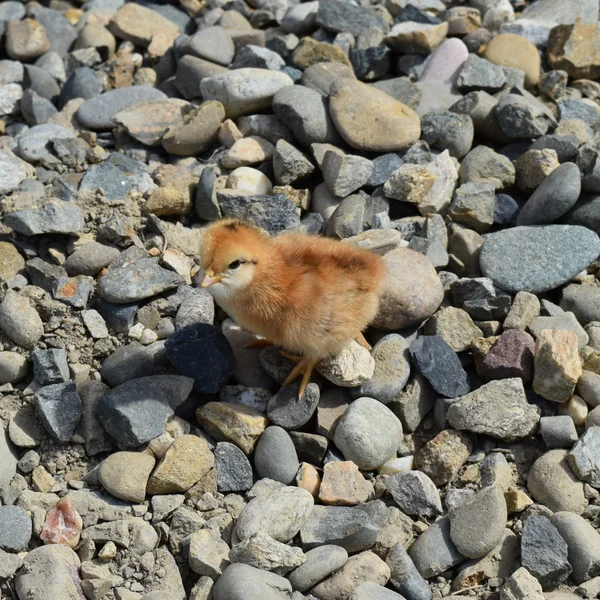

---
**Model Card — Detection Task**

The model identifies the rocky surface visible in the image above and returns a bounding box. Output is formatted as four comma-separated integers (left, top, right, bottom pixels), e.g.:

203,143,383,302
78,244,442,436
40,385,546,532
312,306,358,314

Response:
0,0,599,599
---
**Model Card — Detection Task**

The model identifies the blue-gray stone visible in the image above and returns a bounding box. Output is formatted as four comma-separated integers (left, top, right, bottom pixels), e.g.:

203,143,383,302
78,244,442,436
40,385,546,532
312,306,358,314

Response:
95,375,194,447
516,162,582,226
316,0,389,36
350,46,391,81
564,196,600,232
214,442,253,492
368,153,402,187
214,563,291,600
34,381,83,443
80,162,139,202
77,87,167,129
97,299,138,333
410,336,469,398
59,67,103,109
101,343,154,387
165,323,235,393
494,193,519,225
386,542,432,600
558,98,600,128
288,545,348,593
0,506,32,552
480,225,600,293
31,349,69,385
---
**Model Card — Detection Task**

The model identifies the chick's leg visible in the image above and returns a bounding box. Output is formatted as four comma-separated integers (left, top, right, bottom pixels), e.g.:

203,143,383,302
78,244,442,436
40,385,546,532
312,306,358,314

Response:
245,339,274,349
355,332,372,351
281,356,319,399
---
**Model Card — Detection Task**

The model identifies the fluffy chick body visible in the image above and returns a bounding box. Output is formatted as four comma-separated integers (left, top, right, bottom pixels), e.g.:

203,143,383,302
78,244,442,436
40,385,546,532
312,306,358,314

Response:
199,219,386,362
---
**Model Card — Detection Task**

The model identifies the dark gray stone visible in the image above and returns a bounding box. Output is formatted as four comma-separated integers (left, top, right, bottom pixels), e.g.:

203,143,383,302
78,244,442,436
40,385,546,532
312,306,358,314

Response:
95,375,194,447
368,154,403,188
232,45,285,71
449,277,512,320
97,299,138,334
165,323,235,393
195,165,222,221
522,515,572,589
495,93,557,139
80,162,139,202
23,65,60,102
272,85,342,147
516,162,582,226
386,543,432,600
326,194,366,239
20,89,57,126
480,225,600,294
531,134,580,162
457,54,506,93
0,506,32,552
25,258,67,292
254,426,299,485
59,67,103,109
316,0,389,36
288,545,348,592
34,381,83,443
561,283,600,326
101,343,154,388
273,139,315,186
300,505,380,553
568,426,600,487
494,193,519,225
386,471,442,517
215,441,253,492
53,276,94,308
267,382,320,430
4,199,84,236
350,46,391,81
31,349,69,385
409,336,469,398
289,432,328,464
77,86,167,129
420,110,474,159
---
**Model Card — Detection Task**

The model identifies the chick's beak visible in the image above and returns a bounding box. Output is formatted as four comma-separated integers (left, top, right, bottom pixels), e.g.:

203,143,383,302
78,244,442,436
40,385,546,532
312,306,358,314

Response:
201,270,223,288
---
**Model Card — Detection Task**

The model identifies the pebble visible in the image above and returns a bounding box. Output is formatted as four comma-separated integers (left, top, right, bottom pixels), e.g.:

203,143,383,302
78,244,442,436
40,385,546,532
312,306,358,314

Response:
189,529,230,577
533,329,582,402
77,87,168,129
419,37,469,83
96,375,194,447
415,429,473,486
214,442,253,492
484,33,540,86
540,416,579,449
448,181,495,232
448,378,539,441
98,452,155,503
34,381,83,443
183,26,235,66
479,329,535,383
421,110,473,159
319,461,373,506
459,145,515,189
213,563,291,600
568,427,600,486
521,515,571,589
6,19,50,61
289,545,348,592
527,449,587,514
317,342,375,388
333,397,402,470
561,284,600,326
267,382,320,430
229,532,305,575
101,343,153,387
234,485,314,543
559,395,588,428
550,511,600,584
386,471,442,517
109,3,179,48
0,505,32,552
449,485,507,559
386,21,449,54
64,242,120,276
577,370,600,408
254,426,299,485
457,54,506,92
480,225,600,294
0,352,29,385
329,78,421,152
496,93,557,139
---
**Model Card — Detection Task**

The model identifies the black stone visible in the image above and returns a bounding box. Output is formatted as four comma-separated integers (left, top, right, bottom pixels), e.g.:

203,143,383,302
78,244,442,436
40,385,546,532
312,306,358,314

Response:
450,277,512,320
350,46,391,81
289,431,328,464
101,343,154,388
409,336,470,398
165,323,235,393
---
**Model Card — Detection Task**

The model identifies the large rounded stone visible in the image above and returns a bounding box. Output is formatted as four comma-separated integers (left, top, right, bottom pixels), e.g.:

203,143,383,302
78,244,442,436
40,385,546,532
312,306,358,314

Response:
98,451,155,503
0,352,29,384
254,426,299,485
329,78,421,152
333,397,403,470
484,33,541,86
372,248,444,330
214,563,291,600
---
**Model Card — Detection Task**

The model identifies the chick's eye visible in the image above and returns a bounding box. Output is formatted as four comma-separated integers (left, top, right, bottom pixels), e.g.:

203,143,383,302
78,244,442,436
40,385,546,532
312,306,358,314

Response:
228,260,242,270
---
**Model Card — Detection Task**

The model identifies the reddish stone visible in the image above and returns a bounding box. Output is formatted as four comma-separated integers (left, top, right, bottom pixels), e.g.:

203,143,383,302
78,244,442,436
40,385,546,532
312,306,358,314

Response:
40,497,83,549
479,329,535,383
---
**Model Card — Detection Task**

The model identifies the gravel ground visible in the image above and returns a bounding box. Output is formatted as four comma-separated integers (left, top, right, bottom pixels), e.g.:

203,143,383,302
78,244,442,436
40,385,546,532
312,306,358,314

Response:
0,0,600,599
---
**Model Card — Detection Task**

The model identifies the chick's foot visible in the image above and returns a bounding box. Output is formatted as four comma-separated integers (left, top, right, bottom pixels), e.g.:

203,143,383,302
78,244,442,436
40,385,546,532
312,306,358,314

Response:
245,338,274,349
280,355,319,399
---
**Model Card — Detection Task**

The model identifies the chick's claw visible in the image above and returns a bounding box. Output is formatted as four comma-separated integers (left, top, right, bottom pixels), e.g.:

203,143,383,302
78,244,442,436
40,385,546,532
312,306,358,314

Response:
281,357,319,399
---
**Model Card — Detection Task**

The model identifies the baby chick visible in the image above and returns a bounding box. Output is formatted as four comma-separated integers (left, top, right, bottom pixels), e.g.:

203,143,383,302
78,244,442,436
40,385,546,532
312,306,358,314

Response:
199,219,387,398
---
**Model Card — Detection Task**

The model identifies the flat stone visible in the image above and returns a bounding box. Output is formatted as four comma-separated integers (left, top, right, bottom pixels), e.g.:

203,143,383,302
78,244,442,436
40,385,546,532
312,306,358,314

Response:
329,78,421,152
527,449,587,514
0,505,32,552
449,486,507,559
289,545,348,592
99,452,155,503
568,426,600,487
101,343,153,388
316,0,388,36
450,277,511,320
410,335,470,398
4,199,84,236
372,248,443,330
35,381,83,443
333,397,402,470
213,563,291,600
520,0,599,27
386,471,442,517
31,348,69,385
182,26,234,66
77,87,168,129
109,3,179,48
529,312,588,349
300,505,380,553
448,378,540,441
65,242,120,277
480,225,600,294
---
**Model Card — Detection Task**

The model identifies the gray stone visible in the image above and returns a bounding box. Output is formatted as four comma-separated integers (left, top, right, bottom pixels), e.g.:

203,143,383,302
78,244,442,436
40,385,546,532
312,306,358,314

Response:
577,370,600,408
409,516,464,579
457,54,506,93
82,309,109,339
175,288,214,329
450,277,511,320
59,67,103,109
448,181,495,233
386,471,442,517
0,548,22,579
448,378,539,441
4,199,84,236
31,348,69,385
354,334,411,405
64,243,120,277
386,543,432,600
272,85,342,147
96,375,194,447
350,583,405,600
495,93,557,139
568,426,600,487
388,372,436,433
267,382,319,430
421,110,473,159
550,511,600,584
273,139,315,186
300,505,380,553
98,257,183,303
480,225,600,294
214,442,253,492
21,88,57,125
101,343,153,387
53,275,94,309
540,416,579,449
80,162,140,202
77,87,167,129
25,258,67,292
316,0,389,36
0,150,32,194
0,429,17,486
301,62,355,97
449,486,507,559
519,0,599,27
516,162,581,226
35,381,83,443
0,505,31,552
529,312,589,349
459,145,515,189
322,151,373,197
326,194,366,239
254,426,299,485
333,397,403,470
213,563,292,600
234,485,314,543
561,284,600,326
232,45,285,71
182,26,235,66
558,98,600,128
522,515,571,589
289,545,348,592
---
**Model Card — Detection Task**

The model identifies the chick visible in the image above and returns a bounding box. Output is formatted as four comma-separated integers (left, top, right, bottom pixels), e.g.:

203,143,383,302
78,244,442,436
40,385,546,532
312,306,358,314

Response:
199,219,386,398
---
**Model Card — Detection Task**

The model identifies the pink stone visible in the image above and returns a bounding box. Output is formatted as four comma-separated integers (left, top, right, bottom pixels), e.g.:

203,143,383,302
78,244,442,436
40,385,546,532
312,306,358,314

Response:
419,38,469,84
40,497,83,549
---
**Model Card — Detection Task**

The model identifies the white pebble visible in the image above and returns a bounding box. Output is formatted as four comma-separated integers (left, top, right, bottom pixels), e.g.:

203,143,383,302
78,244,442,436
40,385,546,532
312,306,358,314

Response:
139,329,158,345
378,455,414,475
128,323,144,340
227,166,273,195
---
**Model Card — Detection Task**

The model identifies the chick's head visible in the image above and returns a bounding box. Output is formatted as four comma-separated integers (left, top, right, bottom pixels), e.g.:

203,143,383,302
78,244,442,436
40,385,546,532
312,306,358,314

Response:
199,219,269,302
